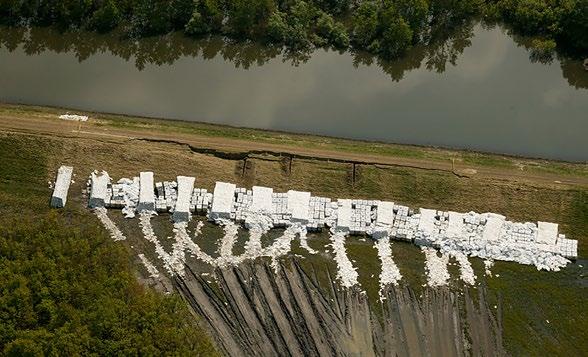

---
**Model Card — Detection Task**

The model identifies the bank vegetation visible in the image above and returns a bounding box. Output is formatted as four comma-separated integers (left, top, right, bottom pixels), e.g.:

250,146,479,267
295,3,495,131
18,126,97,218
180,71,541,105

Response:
1,0,586,60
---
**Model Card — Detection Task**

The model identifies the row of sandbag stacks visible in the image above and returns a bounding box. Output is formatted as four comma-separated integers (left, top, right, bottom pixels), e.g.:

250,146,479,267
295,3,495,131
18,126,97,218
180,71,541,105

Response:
52,167,579,261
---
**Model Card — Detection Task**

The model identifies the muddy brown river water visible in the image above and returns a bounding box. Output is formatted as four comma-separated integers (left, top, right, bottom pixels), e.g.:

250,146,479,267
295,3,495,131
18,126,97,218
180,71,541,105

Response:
1,24,587,161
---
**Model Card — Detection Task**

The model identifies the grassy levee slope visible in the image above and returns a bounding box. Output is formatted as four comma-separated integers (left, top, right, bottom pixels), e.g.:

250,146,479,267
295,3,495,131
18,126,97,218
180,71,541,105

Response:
0,105,587,355
0,135,218,355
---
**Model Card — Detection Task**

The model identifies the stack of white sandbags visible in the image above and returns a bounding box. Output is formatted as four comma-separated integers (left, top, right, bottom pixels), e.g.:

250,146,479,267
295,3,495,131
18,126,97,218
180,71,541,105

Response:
173,176,195,222
50,165,73,208
89,171,110,208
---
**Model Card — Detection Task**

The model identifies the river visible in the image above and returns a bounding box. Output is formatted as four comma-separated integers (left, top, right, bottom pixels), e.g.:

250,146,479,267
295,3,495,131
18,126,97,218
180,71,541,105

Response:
1,24,587,161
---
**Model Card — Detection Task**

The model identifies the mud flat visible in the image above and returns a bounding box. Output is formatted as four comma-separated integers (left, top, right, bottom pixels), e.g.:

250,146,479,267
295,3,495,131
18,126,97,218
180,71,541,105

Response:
176,259,503,356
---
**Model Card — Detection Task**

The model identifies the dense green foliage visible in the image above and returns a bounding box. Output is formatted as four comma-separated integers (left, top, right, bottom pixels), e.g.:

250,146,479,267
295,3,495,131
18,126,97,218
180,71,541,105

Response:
1,0,585,59
488,0,587,54
0,135,218,356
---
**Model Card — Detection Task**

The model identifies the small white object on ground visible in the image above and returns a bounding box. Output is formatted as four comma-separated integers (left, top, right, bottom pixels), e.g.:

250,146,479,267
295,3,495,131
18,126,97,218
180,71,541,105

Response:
299,229,318,254
484,259,494,276
215,220,242,267
139,211,175,275
51,165,73,208
263,224,305,272
59,114,88,121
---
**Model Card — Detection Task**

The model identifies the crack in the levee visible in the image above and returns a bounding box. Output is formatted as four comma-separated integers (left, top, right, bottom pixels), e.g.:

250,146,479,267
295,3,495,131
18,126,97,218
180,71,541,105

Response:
131,137,451,173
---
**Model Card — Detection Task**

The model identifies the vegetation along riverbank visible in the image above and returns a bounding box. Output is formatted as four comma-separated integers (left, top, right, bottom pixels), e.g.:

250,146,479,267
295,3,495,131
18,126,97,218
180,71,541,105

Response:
1,0,586,61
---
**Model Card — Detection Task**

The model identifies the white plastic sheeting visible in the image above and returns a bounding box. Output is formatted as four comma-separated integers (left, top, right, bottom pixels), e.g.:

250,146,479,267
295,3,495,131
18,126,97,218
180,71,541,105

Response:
376,201,395,226
138,171,155,212
51,165,73,208
287,190,311,224
59,114,88,121
336,199,353,232
210,182,236,220
482,214,505,241
446,212,464,238
418,208,436,237
251,186,273,212
89,171,110,208
173,176,195,222
537,221,558,245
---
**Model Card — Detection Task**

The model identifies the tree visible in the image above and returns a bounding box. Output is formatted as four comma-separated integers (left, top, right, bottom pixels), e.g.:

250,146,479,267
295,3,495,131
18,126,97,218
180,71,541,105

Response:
169,0,195,30
394,0,429,41
316,12,349,48
379,3,413,58
89,0,121,33
560,0,588,52
227,0,275,37
351,1,379,49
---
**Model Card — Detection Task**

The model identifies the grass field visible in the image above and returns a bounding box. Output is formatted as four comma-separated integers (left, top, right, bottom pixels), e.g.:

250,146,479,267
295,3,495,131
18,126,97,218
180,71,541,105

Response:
0,104,586,355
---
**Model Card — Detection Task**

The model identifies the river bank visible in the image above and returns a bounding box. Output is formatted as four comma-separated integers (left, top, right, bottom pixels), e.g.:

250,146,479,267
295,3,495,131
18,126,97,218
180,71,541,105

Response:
1,103,587,182
2,23,588,161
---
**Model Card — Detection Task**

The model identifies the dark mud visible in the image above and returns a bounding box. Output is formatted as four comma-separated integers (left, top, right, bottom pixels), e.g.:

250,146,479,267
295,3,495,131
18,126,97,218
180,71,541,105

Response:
175,260,504,356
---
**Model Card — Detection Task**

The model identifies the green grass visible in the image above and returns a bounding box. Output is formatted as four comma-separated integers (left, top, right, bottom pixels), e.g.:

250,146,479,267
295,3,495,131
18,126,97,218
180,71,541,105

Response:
4,103,587,177
0,135,219,356
485,261,588,356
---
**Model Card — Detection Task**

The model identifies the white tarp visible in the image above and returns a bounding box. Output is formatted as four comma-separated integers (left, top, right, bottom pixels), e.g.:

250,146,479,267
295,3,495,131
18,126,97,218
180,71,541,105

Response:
59,114,88,122
51,165,73,208
173,176,195,222
376,201,395,226
210,182,236,220
250,186,273,212
482,214,505,241
138,171,155,212
287,190,311,224
418,208,436,236
446,211,464,238
537,221,558,245
89,171,110,208
336,199,353,232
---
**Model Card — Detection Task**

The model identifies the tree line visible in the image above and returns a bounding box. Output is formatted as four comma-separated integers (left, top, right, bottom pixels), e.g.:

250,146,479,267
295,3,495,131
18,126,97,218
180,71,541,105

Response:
0,0,586,59
0,134,219,355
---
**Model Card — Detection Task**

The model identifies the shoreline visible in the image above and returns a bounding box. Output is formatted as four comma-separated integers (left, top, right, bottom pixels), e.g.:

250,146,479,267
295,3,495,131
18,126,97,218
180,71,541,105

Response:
4,101,587,165
0,102,586,188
